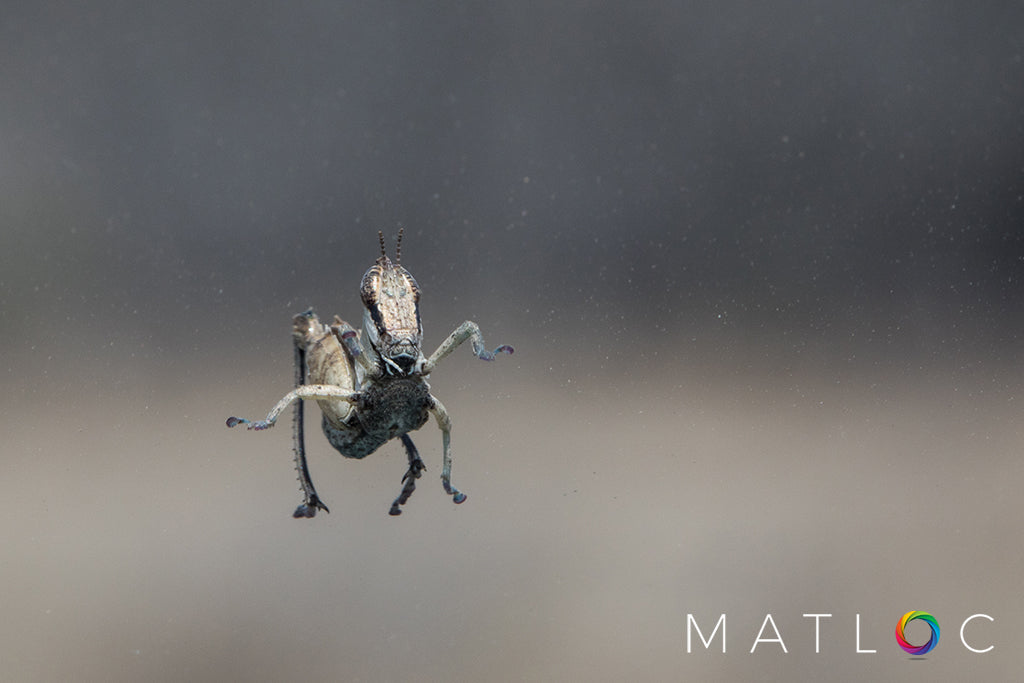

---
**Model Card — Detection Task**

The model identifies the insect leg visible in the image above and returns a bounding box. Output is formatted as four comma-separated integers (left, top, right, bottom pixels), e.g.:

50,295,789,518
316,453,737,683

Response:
330,316,363,358
421,321,513,374
388,434,426,516
290,339,329,518
330,315,378,383
226,385,358,431
427,396,466,505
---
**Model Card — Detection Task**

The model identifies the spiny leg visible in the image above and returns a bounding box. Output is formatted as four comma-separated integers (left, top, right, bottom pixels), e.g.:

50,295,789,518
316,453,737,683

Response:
421,320,513,374
388,434,426,516
227,384,358,517
291,340,329,518
428,396,466,505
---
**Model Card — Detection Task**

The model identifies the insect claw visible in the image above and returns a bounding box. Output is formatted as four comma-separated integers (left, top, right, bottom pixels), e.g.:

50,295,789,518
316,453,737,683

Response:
452,491,467,504
401,460,426,484
293,496,330,518
226,416,249,428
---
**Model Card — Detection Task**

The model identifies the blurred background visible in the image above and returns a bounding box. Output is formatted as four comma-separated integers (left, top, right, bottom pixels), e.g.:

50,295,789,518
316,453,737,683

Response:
2,1,1022,680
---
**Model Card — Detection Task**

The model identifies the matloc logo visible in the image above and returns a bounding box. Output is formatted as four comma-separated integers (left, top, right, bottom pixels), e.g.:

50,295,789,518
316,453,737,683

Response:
686,612,994,655
894,611,940,655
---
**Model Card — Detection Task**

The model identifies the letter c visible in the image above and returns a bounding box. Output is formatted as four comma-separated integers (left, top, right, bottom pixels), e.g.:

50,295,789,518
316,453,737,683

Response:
959,614,994,653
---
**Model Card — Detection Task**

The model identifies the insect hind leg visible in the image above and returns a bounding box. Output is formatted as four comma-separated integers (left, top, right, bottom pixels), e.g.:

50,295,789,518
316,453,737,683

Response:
291,311,330,518
389,434,426,516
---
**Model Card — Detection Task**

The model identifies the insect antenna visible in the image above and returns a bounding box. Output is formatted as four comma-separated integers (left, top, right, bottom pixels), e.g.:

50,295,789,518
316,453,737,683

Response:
377,230,386,261
396,227,403,264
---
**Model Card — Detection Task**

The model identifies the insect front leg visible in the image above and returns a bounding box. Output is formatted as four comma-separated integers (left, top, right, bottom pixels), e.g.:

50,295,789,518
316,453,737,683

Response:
420,321,514,374
330,315,379,383
330,316,363,360
388,434,427,516
427,396,466,505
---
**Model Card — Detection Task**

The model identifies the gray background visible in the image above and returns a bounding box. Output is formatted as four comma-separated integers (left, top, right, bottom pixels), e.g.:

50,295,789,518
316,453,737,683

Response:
3,1,1022,680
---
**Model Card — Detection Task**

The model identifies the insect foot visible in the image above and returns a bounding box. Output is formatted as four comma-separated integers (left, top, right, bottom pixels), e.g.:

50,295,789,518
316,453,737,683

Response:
226,416,275,431
294,495,330,518
477,343,515,361
388,460,425,516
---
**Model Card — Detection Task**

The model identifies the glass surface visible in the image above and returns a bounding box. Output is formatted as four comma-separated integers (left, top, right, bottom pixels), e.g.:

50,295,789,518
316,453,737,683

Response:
2,2,1021,680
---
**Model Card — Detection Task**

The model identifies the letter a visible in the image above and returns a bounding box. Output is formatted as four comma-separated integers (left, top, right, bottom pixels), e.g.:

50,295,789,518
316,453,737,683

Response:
751,614,788,653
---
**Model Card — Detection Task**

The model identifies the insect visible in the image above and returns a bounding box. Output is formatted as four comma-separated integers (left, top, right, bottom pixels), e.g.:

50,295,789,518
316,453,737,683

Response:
227,229,513,518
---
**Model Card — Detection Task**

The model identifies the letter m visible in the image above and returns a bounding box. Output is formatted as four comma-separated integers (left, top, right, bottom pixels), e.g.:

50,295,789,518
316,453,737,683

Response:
687,614,727,653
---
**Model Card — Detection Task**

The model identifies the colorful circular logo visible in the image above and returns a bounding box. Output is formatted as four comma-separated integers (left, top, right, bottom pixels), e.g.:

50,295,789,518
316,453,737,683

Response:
895,611,941,655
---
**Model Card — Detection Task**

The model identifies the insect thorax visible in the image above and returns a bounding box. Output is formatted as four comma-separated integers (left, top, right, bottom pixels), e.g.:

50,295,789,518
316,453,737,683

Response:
355,375,432,438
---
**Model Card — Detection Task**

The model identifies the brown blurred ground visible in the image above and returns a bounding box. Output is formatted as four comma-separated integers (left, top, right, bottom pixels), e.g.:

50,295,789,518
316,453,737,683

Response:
3,339,1021,681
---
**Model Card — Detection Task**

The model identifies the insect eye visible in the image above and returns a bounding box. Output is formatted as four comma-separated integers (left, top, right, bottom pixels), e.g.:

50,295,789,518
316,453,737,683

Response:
359,265,383,310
